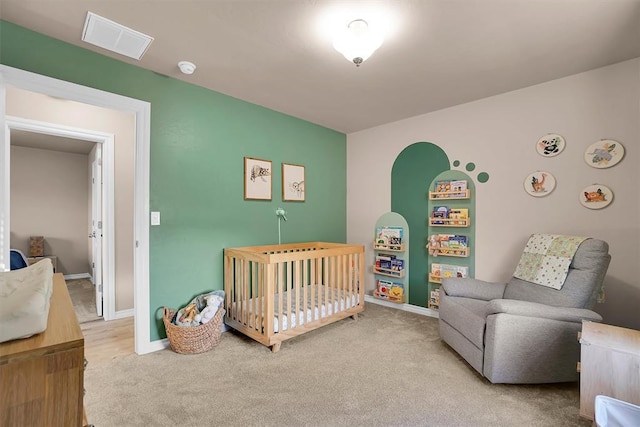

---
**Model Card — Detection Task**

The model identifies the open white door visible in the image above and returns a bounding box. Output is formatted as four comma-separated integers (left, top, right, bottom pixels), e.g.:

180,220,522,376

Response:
91,144,103,317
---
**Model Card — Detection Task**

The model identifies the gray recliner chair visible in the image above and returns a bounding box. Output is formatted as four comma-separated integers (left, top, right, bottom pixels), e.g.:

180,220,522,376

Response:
438,237,611,384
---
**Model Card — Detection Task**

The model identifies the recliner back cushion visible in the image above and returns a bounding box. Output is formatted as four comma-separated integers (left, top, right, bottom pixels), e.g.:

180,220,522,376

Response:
503,239,610,309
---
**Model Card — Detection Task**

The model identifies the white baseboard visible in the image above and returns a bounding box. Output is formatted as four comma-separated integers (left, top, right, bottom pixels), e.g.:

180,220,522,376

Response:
64,273,92,280
113,309,134,319
140,338,170,354
364,294,439,319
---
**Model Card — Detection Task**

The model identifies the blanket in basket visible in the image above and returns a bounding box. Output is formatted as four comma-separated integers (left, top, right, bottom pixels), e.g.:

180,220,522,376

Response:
513,234,588,290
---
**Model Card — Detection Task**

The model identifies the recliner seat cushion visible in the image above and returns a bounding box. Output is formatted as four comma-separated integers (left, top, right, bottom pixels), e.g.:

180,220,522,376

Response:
439,296,488,349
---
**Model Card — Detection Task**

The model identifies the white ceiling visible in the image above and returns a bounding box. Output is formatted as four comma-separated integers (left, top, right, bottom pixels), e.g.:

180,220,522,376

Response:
11,130,94,154
2,0,639,133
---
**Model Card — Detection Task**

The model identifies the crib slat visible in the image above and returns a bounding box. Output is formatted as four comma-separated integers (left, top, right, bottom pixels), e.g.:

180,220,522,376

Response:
287,261,292,330
303,259,308,324
310,258,316,322
265,263,274,338
252,261,258,332
324,256,329,315
277,261,283,334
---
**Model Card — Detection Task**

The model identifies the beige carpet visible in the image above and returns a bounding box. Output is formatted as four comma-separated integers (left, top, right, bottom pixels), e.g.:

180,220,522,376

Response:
84,303,591,427
66,278,102,324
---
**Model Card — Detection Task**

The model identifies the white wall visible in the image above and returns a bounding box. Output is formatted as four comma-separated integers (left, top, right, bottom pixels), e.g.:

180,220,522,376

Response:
347,58,640,330
10,145,89,274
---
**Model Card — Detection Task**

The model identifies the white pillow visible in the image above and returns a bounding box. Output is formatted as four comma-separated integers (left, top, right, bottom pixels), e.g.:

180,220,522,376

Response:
0,258,54,343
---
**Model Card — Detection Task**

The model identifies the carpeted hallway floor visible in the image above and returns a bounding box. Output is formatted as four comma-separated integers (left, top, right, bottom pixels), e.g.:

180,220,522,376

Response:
66,278,102,323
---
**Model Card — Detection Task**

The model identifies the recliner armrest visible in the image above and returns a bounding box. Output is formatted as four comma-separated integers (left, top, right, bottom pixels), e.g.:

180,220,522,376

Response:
485,299,603,323
441,278,507,301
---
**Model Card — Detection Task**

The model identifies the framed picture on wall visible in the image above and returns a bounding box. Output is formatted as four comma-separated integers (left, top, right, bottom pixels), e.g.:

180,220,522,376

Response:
579,184,613,209
244,157,272,200
282,163,305,202
584,140,624,168
523,171,556,197
536,134,565,157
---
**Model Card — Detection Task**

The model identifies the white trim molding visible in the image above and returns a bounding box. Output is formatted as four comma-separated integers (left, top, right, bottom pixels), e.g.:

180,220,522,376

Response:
0,64,152,355
364,294,440,319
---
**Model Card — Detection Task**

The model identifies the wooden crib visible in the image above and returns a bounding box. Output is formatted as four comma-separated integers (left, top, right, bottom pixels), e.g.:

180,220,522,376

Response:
224,242,365,352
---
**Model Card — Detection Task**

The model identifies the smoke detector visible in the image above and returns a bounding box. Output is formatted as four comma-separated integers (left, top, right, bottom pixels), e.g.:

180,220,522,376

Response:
82,12,154,60
178,61,197,75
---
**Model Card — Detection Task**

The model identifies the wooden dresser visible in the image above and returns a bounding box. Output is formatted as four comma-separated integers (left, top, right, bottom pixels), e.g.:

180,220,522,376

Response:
579,320,640,420
0,273,85,427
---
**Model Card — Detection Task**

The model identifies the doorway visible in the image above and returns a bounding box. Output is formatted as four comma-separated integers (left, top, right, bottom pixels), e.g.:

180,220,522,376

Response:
7,117,114,321
0,64,153,354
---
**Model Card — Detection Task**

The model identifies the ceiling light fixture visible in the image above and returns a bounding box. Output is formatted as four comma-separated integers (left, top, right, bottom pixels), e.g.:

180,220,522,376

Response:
332,19,383,67
178,61,197,75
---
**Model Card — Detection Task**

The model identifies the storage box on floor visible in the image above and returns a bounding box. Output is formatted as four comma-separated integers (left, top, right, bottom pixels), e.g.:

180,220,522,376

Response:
595,395,640,427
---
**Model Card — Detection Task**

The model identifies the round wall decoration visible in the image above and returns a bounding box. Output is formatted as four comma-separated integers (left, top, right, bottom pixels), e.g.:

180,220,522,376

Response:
524,171,556,197
584,140,624,168
536,134,565,157
579,184,613,209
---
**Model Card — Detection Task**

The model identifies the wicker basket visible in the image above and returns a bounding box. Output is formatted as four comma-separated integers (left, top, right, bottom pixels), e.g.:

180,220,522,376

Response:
162,306,225,354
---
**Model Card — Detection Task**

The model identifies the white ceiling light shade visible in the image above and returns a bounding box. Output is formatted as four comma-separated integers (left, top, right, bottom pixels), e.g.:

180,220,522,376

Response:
178,61,197,75
332,19,384,67
82,12,153,60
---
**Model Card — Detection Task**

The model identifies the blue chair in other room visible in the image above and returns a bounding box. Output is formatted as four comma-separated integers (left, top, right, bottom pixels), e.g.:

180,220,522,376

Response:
10,249,29,270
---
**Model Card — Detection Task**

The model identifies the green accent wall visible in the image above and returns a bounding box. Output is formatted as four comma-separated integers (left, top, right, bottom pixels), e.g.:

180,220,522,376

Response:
1,21,346,341
391,142,449,306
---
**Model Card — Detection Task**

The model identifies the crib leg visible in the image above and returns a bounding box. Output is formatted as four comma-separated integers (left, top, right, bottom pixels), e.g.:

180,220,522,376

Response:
351,313,359,321
271,343,281,353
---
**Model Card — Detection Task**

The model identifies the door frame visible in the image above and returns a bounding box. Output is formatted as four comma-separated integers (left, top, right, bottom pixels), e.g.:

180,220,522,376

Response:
0,64,153,354
6,116,114,319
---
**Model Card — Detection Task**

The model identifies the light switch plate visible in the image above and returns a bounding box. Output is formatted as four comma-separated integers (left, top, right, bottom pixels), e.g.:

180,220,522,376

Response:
151,211,160,225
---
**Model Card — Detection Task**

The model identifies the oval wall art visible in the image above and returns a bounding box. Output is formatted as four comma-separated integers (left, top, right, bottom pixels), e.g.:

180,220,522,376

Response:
524,171,556,197
584,140,624,168
580,184,613,209
536,134,565,157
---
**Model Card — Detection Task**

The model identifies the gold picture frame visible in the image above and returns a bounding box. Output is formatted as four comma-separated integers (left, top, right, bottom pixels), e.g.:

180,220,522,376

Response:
244,157,272,200
282,163,305,202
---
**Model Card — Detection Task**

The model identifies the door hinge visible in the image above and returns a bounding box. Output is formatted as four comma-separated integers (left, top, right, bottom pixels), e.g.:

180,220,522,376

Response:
98,284,103,293
98,221,102,229
92,262,95,268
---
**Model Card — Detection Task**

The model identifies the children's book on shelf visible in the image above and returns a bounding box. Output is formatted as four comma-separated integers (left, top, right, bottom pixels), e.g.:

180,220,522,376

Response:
450,180,467,193
431,263,468,279
431,206,450,224
440,264,469,278
431,263,442,277
375,279,404,302
439,234,468,249
375,254,404,272
428,288,441,309
375,226,404,249
448,208,468,225
434,180,452,193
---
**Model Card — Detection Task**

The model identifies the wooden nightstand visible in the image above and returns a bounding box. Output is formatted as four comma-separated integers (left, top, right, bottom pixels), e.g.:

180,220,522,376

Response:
579,321,640,420
27,255,58,273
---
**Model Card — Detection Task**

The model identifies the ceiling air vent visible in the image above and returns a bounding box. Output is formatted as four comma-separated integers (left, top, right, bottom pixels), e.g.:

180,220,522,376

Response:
82,12,154,60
